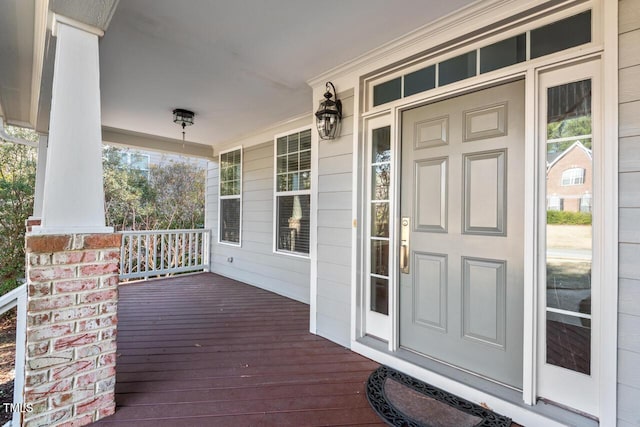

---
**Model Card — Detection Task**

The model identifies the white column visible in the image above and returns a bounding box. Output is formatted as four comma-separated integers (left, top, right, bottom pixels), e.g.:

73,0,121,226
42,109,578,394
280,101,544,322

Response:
31,15,112,234
30,134,47,219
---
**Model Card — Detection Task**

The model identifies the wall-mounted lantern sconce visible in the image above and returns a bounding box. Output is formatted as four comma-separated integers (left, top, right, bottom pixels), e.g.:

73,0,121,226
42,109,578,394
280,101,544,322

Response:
173,108,195,141
315,82,342,140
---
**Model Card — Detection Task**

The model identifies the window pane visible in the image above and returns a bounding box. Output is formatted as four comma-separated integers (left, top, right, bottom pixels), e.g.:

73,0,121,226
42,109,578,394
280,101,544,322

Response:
546,260,592,314
301,171,311,190
531,11,591,59
373,77,402,107
300,150,311,170
288,133,299,153
372,164,390,200
277,155,287,173
404,65,436,97
372,126,391,164
130,154,149,170
277,137,287,155
220,198,240,243
545,79,592,375
277,174,287,192
300,129,312,150
546,311,590,375
480,34,526,74
438,51,477,86
277,195,310,254
371,240,389,276
370,277,389,315
288,153,299,172
371,203,389,238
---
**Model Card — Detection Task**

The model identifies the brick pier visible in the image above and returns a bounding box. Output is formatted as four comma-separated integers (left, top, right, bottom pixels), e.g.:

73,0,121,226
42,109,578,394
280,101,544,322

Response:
23,233,120,427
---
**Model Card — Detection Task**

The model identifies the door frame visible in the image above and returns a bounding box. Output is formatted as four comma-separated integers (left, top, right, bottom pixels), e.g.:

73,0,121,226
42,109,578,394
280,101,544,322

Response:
351,2,618,421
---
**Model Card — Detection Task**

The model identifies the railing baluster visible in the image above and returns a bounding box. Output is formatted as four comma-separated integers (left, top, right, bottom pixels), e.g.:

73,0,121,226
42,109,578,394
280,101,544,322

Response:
136,234,142,273
160,233,165,271
181,232,186,267
174,233,179,270
194,232,199,267
127,235,133,277
144,234,150,275
188,232,193,267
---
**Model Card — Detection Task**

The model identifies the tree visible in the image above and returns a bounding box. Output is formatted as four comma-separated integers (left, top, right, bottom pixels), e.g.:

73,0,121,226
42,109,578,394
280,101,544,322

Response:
147,161,205,230
0,128,37,294
102,147,205,231
103,146,153,231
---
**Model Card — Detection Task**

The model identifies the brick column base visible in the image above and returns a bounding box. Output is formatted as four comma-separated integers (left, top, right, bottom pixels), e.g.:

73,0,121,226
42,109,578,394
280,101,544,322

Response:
23,234,121,427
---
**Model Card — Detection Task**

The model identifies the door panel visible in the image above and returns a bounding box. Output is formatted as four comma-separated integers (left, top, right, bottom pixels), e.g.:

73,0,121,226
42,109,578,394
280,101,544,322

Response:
400,80,525,388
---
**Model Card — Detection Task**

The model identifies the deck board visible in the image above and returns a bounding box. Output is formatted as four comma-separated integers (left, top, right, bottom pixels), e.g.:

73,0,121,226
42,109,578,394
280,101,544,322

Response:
93,273,385,426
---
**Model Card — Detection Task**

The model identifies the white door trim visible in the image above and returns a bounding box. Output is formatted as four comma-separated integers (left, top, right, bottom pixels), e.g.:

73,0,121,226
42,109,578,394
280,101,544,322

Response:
598,1,618,426
346,0,617,422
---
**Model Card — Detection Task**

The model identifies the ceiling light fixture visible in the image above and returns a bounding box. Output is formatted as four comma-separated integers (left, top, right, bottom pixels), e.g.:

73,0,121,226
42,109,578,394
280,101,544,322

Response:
173,108,195,141
315,82,342,140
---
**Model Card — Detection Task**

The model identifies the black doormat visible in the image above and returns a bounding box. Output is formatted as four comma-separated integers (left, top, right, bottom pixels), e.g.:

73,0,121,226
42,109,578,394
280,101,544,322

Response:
366,366,513,427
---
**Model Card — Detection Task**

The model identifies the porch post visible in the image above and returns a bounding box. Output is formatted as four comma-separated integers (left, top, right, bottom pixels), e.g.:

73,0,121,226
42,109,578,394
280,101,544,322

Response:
22,14,119,427
30,16,110,235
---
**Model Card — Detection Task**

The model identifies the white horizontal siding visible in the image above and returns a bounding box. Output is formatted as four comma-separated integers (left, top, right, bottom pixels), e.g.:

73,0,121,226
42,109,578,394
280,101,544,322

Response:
314,90,355,347
205,141,310,304
619,279,640,316
618,383,640,426
618,3,640,424
620,136,640,173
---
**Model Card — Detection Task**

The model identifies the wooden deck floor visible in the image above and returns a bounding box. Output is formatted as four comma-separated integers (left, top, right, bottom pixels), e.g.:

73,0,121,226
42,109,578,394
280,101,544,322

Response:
93,273,384,426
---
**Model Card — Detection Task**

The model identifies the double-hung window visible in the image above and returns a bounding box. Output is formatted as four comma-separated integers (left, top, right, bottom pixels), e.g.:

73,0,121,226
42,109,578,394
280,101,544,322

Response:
219,148,242,245
274,128,311,256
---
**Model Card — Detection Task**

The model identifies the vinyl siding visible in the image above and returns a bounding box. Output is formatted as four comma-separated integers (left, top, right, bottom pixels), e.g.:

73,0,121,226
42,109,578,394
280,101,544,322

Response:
618,1,640,424
205,141,310,304
314,89,355,347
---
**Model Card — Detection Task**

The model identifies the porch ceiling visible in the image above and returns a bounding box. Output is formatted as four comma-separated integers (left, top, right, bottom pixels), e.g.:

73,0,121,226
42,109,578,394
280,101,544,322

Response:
100,0,476,149
0,0,478,152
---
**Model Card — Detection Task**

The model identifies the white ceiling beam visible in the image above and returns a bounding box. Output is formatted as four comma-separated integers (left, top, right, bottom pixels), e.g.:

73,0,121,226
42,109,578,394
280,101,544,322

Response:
102,126,215,160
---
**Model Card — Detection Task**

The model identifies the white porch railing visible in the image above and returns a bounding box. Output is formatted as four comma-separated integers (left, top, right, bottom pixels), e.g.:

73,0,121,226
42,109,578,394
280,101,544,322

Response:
119,229,210,280
0,284,27,427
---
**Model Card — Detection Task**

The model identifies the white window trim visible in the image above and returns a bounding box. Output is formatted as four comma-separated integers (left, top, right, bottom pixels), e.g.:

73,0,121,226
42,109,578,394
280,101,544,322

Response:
218,146,242,247
273,126,313,258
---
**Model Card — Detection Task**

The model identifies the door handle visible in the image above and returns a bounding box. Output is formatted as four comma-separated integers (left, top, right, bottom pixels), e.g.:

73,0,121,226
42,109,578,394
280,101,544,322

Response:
400,217,410,274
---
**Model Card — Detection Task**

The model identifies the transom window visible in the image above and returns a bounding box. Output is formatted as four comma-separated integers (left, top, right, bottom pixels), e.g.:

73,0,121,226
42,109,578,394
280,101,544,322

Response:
219,148,242,245
274,129,311,256
561,167,585,186
370,10,591,108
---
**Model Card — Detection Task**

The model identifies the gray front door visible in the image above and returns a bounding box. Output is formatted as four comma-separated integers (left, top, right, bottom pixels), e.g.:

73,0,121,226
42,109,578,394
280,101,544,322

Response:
399,80,525,388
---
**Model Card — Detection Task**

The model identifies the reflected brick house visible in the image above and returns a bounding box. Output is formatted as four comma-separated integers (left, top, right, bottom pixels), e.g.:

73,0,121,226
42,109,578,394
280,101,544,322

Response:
546,141,593,213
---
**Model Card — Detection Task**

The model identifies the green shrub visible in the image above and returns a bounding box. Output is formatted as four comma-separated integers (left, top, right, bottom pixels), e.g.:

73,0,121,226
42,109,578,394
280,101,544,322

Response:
547,210,592,225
